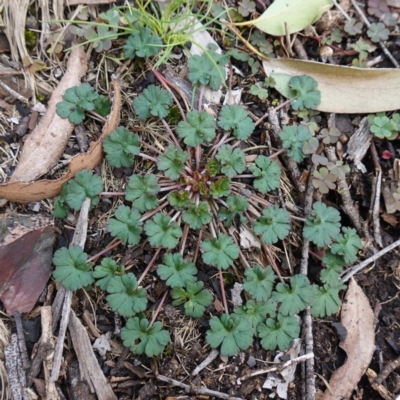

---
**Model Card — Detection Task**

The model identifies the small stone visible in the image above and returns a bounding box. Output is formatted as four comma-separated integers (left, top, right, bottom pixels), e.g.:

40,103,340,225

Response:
247,355,256,368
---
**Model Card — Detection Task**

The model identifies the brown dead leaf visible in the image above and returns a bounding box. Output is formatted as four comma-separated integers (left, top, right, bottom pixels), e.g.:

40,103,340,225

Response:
10,47,87,183
381,213,398,227
263,58,400,113
0,78,121,202
322,279,374,400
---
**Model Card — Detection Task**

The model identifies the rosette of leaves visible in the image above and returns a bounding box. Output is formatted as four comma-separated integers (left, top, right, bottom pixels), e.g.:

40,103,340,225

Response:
254,206,290,245
249,155,281,193
93,258,125,290
280,124,312,163
257,314,300,351
288,75,321,111
176,111,216,146
56,83,99,124
103,127,140,168
243,265,276,302
133,85,173,120
157,253,197,288
108,205,143,245
171,280,213,318
106,273,147,317
331,227,363,264
303,202,341,247
272,274,315,316
123,26,162,59
202,233,240,270
206,314,253,356
53,246,94,291
157,145,188,180
233,299,277,331
182,202,212,229
144,213,182,249
125,174,159,212
121,317,170,357
217,105,255,140
218,195,248,227
216,145,246,178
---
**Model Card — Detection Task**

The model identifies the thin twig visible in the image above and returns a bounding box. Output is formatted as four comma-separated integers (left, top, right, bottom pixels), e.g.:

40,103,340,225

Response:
137,248,162,285
370,140,383,247
12,312,30,369
87,239,122,263
149,290,168,327
0,79,30,103
192,349,219,376
219,268,229,314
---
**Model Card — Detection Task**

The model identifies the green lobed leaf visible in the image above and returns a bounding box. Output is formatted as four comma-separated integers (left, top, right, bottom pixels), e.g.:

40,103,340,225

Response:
331,227,363,264
93,95,111,117
144,213,182,249
106,273,147,317
288,75,321,110
133,85,173,120
210,177,231,198
125,174,160,212
171,280,213,318
216,145,246,179
53,183,69,219
157,145,188,181
93,258,125,290
182,202,212,230
53,246,94,291
176,111,216,147
123,26,162,59
272,274,315,316
217,105,255,140
233,299,276,331
65,170,103,211
254,206,290,245
121,317,170,357
303,202,341,247
280,124,312,163
206,314,253,356
103,127,140,168
243,265,276,302
202,233,240,270
108,205,143,245
249,155,281,193
218,195,249,228
257,314,300,351
310,283,346,317
157,253,197,288
188,54,225,90
168,191,190,210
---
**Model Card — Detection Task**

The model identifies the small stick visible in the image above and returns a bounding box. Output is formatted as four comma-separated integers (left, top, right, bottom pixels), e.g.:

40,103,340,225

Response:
139,153,158,163
303,307,315,400
240,353,314,381
100,192,126,196
0,69,24,75
341,238,400,282
219,268,229,314
0,79,30,103
87,239,122,263
179,223,190,255
161,118,181,149
192,349,219,375
12,311,30,369
374,355,400,386
137,247,162,285
139,201,169,222
193,228,203,263
149,290,169,327
370,140,383,247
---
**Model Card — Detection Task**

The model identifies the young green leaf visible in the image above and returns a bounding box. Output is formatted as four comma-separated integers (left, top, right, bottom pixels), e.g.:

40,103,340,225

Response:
312,167,337,194
106,273,147,317
243,265,276,302
344,18,363,35
233,299,276,331
280,124,312,163
367,22,389,42
216,145,246,178
133,85,173,120
249,156,281,193
272,274,314,316
188,54,225,90
108,205,143,245
217,105,255,140
176,111,216,147
168,191,190,210
157,253,197,288
121,317,170,357
93,95,111,117
210,177,231,198
320,250,346,286
65,170,103,211
84,25,118,53
206,158,220,177
303,202,341,247
103,127,140,168
171,280,213,318
250,83,269,100
123,27,162,59
157,145,188,180
202,234,240,270
144,213,182,249
257,314,300,351
310,283,346,317
53,246,94,291
93,258,124,290
254,206,290,245
126,174,160,212
320,127,341,144
370,116,395,139
206,314,253,356
182,202,212,230
218,195,249,228
331,227,363,264
53,183,69,219
322,250,346,269
288,75,321,110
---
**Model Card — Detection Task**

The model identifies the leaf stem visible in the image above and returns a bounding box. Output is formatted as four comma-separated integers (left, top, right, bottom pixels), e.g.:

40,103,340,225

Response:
254,98,293,127
161,118,182,149
137,247,162,286
179,223,190,255
219,268,229,315
87,110,108,122
139,152,158,163
195,145,201,171
149,290,169,328
100,192,126,196
210,133,230,158
139,201,169,222
140,140,163,155
269,148,287,159
198,84,205,111
159,183,187,192
87,239,122,263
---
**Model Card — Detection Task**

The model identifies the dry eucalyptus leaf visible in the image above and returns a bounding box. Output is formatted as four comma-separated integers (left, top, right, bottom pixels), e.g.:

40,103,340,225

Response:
263,58,400,113
322,279,374,400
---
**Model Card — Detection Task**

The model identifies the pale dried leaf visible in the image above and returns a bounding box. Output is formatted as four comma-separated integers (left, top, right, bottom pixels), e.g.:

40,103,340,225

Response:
322,279,374,399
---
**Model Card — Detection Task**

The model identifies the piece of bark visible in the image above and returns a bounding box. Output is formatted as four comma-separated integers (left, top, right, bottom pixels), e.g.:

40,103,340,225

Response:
10,46,87,183
68,310,117,400
367,369,395,400
0,213,54,314
0,78,121,202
